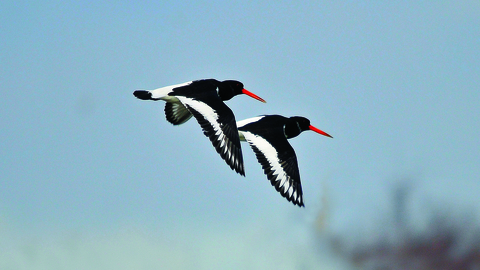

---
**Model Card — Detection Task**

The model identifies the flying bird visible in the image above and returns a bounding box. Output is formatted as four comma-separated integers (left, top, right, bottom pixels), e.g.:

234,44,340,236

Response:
133,79,266,176
237,115,332,207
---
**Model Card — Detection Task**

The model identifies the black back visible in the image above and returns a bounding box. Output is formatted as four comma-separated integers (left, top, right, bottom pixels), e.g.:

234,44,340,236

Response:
168,79,244,101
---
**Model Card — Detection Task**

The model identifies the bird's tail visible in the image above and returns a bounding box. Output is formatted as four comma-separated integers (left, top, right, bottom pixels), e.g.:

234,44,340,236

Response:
133,90,153,100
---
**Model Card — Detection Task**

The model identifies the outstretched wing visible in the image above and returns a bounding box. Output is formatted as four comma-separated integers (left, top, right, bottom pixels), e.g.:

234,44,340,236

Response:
240,129,304,207
177,95,245,176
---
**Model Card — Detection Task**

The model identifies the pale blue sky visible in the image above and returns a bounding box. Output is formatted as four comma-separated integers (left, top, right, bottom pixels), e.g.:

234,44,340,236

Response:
1,1,479,269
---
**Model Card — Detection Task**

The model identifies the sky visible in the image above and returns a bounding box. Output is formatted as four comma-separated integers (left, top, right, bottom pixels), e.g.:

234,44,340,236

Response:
1,1,480,269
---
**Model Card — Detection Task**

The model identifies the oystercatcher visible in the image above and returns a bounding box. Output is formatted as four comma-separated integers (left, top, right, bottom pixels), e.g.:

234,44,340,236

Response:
133,79,266,176
237,115,332,207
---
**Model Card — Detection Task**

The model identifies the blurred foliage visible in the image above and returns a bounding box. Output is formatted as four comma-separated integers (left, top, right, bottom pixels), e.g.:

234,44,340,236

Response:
318,183,480,270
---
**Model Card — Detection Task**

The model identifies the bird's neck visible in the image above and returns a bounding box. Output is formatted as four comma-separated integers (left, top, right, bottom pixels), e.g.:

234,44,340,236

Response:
284,122,302,139
217,87,234,101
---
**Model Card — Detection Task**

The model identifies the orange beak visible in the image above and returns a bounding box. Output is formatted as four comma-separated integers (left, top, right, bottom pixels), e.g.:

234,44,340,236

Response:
309,125,333,138
241,89,266,103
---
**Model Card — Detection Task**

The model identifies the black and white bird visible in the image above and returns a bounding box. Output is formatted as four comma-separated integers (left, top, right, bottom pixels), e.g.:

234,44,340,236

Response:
237,115,332,207
133,79,266,176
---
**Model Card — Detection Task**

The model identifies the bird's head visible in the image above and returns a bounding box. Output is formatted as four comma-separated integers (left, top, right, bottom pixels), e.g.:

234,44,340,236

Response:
286,116,333,139
217,80,266,103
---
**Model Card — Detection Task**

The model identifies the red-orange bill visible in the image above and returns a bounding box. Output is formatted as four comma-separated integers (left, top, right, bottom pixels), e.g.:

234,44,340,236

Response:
242,89,266,103
309,125,333,138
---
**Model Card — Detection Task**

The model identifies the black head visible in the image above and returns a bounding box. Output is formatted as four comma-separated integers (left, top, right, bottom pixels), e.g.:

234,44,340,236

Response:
217,80,266,103
217,80,244,100
291,116,311,132
285,116,333,139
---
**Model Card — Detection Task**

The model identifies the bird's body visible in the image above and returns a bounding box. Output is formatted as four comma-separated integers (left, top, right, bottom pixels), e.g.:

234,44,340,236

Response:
237,115,332,207
133,79,266,176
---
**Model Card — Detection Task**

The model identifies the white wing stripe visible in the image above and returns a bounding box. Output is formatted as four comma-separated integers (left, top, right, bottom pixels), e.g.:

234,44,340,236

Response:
176,96,235,161
219,135,226,148
242,131,289,187
177,96,221,129
279,177,288,189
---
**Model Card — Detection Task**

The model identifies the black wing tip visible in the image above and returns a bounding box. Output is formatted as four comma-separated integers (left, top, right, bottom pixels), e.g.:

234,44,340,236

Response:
224,148,245,176
283,191,305,207
232,161,246,176
271,182,305,208
236,170,246,176
294,198,305,207
225,151,245,176
284,191,304,207
267,172,304,207
210,135,244,175
133,90,152,100
236,165,246,176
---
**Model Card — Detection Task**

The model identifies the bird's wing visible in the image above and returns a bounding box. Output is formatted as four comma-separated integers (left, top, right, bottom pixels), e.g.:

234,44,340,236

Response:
241,130,304,207
177,95,245,176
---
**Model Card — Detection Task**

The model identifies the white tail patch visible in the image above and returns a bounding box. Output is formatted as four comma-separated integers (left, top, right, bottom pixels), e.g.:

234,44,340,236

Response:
148,81,192,100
